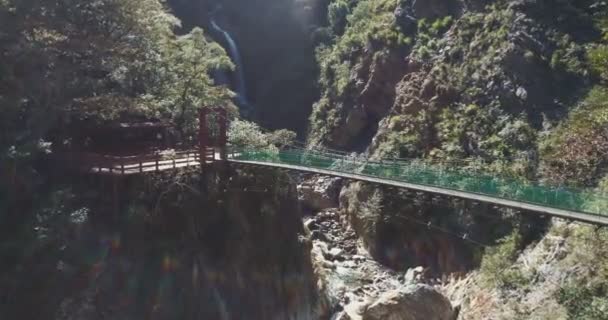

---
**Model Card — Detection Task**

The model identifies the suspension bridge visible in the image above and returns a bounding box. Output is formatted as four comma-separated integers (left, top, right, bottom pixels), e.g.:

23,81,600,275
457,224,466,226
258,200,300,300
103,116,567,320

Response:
64,108,608,226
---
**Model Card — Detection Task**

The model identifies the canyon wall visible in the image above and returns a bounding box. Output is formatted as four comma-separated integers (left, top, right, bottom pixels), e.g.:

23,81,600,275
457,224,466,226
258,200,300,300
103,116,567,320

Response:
169,0,323,136
0,168,321,320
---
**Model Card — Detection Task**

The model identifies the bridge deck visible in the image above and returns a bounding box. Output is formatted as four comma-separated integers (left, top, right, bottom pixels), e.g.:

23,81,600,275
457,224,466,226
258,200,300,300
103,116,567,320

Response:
229,159,608,226
87,155,201,175
62,147,608,226
64,149,211,176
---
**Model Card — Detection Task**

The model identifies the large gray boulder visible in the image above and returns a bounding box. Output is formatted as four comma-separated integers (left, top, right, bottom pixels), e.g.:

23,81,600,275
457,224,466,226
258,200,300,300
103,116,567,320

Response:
298,176,343,211
362,285,455,320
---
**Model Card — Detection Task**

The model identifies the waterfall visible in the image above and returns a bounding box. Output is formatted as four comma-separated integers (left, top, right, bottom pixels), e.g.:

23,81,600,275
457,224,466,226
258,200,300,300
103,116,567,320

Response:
209,15,250,111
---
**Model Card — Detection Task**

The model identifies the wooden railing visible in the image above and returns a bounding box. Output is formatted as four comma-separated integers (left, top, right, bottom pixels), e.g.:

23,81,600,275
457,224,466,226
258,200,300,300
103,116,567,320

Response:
63,149,205,175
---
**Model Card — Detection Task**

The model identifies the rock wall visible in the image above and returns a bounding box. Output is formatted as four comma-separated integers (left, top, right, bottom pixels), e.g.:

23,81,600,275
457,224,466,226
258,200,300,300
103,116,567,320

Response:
168,0,321,136
311,0,599,156
304,203,457,320
338,181,544,275
1,168,321,320
442,219,608,319
307,0,602,278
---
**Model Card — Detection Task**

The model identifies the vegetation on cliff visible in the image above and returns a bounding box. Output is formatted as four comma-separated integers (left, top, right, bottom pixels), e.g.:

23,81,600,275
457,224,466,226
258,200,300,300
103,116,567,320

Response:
310,0,604,182
311,0,608,318
0,2,237,316
0,0,238,244
0,0,233,167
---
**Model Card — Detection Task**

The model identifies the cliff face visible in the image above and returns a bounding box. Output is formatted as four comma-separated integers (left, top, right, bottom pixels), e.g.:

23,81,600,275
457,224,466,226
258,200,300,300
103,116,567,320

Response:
169,0,323,136
443,220,608,319
306,0,604,267
3,1,605,319
306,0,608,318
310,0,600,160
0,168,320,320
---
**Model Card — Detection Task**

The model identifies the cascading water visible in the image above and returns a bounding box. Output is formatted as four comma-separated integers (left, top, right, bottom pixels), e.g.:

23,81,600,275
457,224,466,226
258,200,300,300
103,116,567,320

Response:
210,7,251,113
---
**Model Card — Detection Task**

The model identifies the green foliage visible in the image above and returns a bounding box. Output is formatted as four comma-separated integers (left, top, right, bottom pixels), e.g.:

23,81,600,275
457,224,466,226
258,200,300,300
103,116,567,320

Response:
328,0,350,35
374,112,433,158
550,34,587,76
267,130,297,148
155,28,234,136
479,230,529,290
540,87,608,186
0,0,232,161
555,225,608,320
228,119,295,150
316,0,408,97
312,0,414,146
344,0,406,48
414,15,454,59
431,16,454,35
435,103,536,176
441,6,515,89
540,12,608,187
565,225,608,284
557,284,608,320
589,44,608,81
588,13,608,81
0,186,85,273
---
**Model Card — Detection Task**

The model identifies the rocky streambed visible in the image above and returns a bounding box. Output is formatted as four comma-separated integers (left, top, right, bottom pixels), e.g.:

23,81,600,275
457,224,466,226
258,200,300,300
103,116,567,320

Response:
298,175,457,320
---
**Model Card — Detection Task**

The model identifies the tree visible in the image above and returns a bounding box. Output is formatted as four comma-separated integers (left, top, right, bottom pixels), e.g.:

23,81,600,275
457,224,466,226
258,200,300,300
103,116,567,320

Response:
328,0,350,35
153,28,234,138
228,119,296,150
0,0,233,161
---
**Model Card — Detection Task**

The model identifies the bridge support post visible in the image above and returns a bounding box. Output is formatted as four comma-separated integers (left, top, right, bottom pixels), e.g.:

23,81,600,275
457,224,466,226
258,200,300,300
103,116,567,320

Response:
199,108,209,166
216,107,228,161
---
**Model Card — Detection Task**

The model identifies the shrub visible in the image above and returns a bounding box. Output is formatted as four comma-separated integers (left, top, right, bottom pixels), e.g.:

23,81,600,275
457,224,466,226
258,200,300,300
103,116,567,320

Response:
479,231,530,290
540,87,608,186
589,44,608,80
328,0,350,35
557,283,608,320
228,119,295,151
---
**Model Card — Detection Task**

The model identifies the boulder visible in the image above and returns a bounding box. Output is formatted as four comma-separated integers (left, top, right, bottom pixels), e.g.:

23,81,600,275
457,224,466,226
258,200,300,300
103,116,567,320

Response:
362,285,455,320
298,176,343,211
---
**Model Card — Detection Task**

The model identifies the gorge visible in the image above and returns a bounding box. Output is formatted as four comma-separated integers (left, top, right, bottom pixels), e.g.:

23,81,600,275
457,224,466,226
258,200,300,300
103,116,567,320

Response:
1,0,608,319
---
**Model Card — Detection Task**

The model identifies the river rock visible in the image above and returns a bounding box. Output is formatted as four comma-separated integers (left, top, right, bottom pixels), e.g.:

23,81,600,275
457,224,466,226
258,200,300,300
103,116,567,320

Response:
404,266,426,283
298,176,343,211
361,285,455,320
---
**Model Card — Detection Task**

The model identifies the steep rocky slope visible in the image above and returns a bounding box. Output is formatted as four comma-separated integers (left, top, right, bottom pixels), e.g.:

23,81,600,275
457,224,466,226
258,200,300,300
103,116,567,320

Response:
443,220,608,319
299,175,457,319
0,169,320,319
306,0,608,318
310,0,600,162
2,0,607,319
0,166,459,320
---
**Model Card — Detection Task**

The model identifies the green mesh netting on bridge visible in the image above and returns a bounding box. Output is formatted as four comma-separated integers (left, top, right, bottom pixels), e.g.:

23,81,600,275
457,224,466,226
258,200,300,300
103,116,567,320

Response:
231,148,608,217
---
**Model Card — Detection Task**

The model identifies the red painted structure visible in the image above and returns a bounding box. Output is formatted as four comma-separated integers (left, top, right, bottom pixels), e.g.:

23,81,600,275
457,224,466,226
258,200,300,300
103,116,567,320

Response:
199,106,228,165
57,106,230,176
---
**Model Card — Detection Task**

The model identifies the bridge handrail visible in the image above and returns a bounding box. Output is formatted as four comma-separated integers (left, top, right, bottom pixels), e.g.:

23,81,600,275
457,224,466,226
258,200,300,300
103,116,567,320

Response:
229,147,608,217
281,146,604,197
283,145,534,180
63,149,202,174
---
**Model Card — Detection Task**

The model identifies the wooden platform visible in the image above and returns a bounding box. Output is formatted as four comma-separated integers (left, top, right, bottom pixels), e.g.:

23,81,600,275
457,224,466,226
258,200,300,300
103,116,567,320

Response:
64,149,216,175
